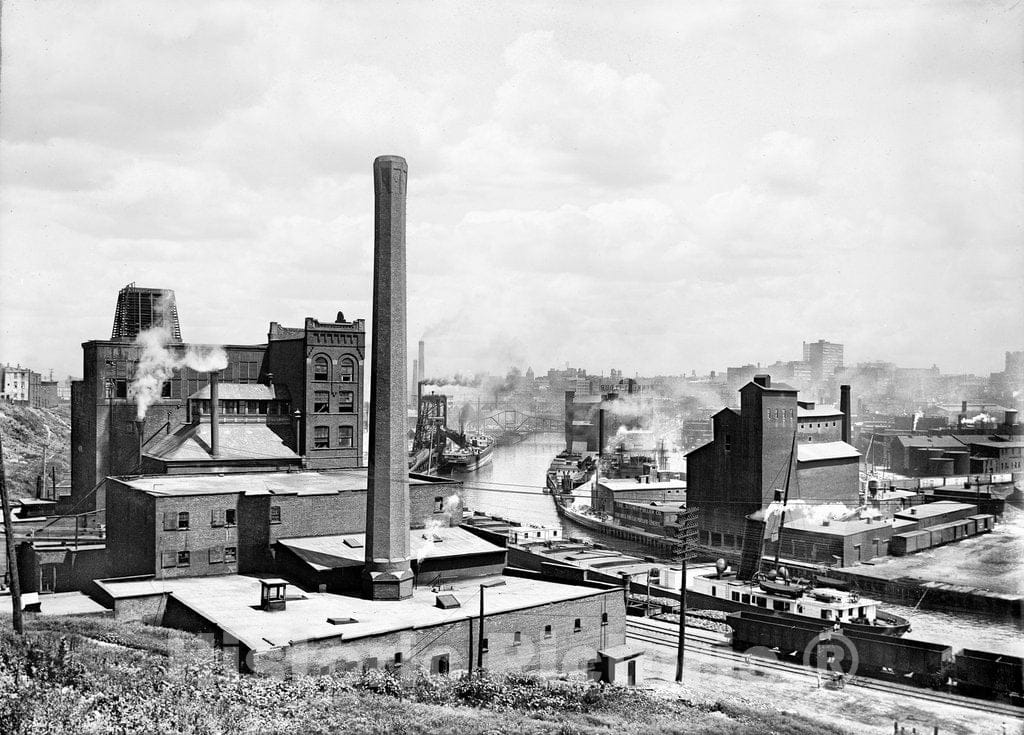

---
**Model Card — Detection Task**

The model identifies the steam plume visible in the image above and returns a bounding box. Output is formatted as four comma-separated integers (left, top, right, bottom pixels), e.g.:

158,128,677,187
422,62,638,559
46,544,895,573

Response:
130,321,228,420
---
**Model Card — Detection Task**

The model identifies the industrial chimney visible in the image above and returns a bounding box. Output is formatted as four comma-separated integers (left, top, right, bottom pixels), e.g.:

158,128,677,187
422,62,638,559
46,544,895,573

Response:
209,370,221,458
418,340,425,385
840,384,851,444
364,155,414,601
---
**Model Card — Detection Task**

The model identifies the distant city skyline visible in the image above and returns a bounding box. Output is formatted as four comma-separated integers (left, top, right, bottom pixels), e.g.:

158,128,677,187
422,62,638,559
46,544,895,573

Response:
1,3,1021,380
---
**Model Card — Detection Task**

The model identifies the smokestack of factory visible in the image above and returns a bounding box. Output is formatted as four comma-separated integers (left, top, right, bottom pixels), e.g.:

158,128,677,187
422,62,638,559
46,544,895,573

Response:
418,340,425,386
364,155,414,601
209,370,221,458
840,384,851,444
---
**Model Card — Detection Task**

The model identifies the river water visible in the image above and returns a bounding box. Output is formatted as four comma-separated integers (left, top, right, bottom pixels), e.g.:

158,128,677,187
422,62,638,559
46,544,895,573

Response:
453,432,1023,656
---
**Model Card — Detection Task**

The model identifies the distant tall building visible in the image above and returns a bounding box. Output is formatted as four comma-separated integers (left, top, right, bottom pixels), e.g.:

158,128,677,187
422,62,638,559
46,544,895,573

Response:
110,283,183,342
803,339,844,382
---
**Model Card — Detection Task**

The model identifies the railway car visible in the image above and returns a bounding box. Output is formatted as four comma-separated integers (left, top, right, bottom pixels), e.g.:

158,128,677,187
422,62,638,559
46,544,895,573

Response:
845,627,953,685
955,650,1024,700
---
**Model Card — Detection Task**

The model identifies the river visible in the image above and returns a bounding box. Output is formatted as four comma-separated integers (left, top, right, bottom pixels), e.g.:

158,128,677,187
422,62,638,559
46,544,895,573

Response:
453,432,1024,656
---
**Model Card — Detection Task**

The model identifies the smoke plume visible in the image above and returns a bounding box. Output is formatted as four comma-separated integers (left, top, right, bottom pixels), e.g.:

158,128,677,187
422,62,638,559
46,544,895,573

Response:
130,323,228,420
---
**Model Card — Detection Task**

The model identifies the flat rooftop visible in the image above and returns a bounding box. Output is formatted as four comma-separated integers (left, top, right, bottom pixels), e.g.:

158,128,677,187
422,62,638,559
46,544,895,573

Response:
597,478,687,492
279,526,504,571
786,517,896,536
796,441,860,462
894,501,977,521
97,574,614,652
797,406,843,419
113,468,457,497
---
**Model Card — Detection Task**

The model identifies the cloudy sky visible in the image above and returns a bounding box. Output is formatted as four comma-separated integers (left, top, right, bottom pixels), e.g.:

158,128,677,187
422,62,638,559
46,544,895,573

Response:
1,1,1021,381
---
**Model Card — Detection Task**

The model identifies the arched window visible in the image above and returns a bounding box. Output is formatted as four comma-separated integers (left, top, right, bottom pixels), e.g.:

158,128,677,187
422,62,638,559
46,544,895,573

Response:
313,355,330,381
339,358,355,383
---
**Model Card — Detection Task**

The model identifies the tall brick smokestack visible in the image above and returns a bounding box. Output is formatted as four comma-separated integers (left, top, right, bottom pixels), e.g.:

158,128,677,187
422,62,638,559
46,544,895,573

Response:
364,155,414,601
209,370,221,458
418,340,425,385
840,384,851,444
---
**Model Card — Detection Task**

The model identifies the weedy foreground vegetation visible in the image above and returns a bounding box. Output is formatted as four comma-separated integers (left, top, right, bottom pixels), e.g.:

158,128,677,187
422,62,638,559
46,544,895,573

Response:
0,616,847,734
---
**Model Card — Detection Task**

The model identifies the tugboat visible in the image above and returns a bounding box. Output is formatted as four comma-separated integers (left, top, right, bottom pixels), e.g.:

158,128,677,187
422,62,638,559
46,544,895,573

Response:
688,431,911,636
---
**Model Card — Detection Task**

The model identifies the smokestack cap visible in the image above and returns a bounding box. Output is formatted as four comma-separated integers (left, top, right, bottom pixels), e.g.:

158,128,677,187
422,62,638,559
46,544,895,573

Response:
375,154,408,170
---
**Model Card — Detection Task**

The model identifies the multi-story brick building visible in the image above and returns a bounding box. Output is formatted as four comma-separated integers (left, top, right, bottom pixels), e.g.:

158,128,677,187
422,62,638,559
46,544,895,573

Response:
105,469,463,580
69,286,366,520
685,375,859,558
803,339,844,382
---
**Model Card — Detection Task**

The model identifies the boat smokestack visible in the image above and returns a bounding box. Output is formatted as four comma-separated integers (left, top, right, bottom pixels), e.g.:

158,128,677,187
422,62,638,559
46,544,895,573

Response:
840,384,851,444
209,370,221,457
364,155,414,601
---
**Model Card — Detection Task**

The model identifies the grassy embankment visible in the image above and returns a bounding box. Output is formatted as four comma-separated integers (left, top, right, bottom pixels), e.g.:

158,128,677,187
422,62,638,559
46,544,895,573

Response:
0,615,847,735
0,401,71,499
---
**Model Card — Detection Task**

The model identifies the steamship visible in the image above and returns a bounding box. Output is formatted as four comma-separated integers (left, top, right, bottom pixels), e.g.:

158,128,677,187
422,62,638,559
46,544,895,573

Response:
442,432,494,472
687,567,911,636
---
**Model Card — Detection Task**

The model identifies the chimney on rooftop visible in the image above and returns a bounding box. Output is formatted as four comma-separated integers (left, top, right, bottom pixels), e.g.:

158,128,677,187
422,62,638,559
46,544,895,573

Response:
753,374,771,388
840,384,851,444
209,370,221,458
364,155,414,602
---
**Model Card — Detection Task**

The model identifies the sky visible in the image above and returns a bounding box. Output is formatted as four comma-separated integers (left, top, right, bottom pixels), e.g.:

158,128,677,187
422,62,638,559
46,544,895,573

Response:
1,1,1022,381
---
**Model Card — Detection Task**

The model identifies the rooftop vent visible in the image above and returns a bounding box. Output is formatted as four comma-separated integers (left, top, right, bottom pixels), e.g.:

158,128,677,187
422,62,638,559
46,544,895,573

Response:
327,617,358,625
822,519,831,526
753,374,771,388
435,594,461,609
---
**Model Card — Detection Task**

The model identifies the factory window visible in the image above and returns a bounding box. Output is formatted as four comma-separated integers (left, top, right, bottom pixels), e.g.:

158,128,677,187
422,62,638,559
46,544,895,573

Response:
573,618,582,632
433,496,444,513
223,400,238,415
209,547,224,564
480,638,489,652
178,512,190,530
211,509,225,527
161,382,172,398
544,624,552,638
225,546,237,563
269,506,282,524
513,631,522,646
314,391,330,413
313,356,330,381
339,391,354,413
339,358,355,383
314,426,330,448
392,652,403,668
161,551,176,568
338,426,354,448
601,613,609,626
115,380,128,398
225,509,236,526
177,551,191,567
245,400,260,415
431,654,450,676
724,434,732,452
162,512,178,531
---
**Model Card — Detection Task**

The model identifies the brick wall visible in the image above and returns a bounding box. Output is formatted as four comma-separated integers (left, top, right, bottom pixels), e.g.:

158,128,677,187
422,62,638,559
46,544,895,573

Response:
242,590,625,678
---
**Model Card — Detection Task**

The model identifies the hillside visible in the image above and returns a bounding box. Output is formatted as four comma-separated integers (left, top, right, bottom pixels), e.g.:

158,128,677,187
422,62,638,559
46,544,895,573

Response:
0,401,71,499
0,616,843,735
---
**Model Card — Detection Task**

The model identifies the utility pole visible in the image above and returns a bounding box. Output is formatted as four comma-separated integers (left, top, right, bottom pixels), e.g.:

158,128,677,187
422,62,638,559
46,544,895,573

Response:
0,433,24,634
673,508,699,683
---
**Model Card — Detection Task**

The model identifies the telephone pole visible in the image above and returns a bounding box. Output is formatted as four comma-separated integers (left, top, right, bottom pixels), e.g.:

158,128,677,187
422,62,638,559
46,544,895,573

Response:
673,508,699,682
0,434,24,634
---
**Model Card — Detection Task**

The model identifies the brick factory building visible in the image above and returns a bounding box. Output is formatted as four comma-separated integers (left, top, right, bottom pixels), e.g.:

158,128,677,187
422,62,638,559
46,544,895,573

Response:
69,286,366,519
686,375,859,558
105,469,463,581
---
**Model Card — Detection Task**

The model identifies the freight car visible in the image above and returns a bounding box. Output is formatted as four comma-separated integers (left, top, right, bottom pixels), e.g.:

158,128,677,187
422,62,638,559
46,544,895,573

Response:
955,649,1024,700
726,612,955,689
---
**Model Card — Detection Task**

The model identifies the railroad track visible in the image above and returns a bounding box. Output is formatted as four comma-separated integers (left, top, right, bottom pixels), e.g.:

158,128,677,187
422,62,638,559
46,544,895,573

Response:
626,618,1024,721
